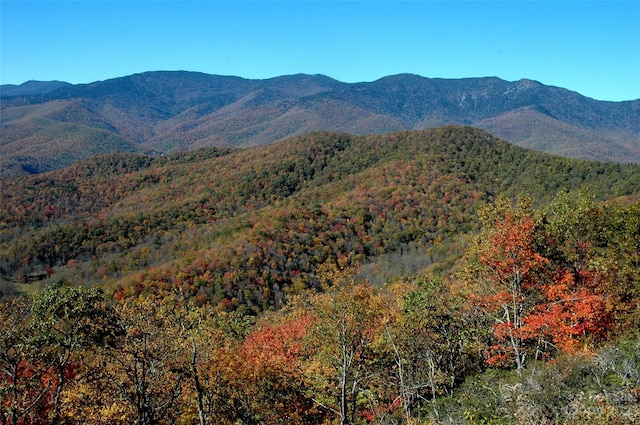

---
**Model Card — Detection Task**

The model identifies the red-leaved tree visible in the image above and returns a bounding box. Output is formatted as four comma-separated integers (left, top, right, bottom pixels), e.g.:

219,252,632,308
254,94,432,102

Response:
471,196,612,372
474,205,547,372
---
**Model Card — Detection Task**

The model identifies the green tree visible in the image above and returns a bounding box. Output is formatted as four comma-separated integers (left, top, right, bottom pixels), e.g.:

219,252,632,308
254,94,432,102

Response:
304,278,385,425
29,283,119,425
1,297,51,425
393,276,485,420
95,296,188,425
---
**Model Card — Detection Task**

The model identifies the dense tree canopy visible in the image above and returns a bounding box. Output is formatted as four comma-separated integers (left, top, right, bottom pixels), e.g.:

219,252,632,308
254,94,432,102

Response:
2,190,640,424
2,128,640,423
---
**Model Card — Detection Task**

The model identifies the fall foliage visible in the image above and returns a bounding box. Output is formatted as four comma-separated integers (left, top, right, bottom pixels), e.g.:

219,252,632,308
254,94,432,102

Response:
1,128,640,424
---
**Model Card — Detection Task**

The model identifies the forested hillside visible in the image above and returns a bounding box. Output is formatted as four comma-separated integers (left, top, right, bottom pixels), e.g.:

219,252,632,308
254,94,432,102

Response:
2,126,639,303
1,126,640,424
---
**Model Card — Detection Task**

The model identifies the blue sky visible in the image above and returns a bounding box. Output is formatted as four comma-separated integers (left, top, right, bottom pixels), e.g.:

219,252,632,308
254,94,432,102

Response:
1,1,639,101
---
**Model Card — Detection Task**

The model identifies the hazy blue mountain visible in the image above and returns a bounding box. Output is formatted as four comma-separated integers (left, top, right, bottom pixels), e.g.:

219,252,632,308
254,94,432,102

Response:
1,80,71,97
1,71,638,176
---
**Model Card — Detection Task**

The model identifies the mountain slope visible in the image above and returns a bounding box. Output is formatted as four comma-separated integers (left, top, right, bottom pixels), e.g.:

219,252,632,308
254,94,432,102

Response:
477,106,640,162
2,126,640,308
1,72,639,177
2,127,639,425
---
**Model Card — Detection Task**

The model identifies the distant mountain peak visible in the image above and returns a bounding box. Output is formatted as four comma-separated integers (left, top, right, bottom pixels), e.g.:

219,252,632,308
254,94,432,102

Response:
516,78,542,88
0,80,71,97
1,71,638,177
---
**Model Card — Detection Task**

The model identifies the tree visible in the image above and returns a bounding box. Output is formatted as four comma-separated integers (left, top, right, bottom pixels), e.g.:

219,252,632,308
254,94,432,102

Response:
543,192,640,328
175,300,218,425
304,280,385,425
1,297,51,425
467,195,615,371
390,276,485,421
469,197,547,372
99,296,188,425
542,189,597,273
165,296,253,425
235,310,324,423
29,283,119,424
521,268,610,354
519,190,615,354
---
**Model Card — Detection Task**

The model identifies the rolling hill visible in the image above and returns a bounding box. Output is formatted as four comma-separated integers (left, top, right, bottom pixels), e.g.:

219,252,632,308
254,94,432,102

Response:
2,126,640,424
2,72,638,177
2,126,639,306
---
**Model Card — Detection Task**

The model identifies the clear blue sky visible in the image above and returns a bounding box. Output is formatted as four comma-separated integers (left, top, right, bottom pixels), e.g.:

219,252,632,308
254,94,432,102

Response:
1,1,639,101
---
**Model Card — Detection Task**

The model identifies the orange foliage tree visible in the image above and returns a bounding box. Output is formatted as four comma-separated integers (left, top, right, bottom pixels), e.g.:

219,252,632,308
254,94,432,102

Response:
468,196,611,372
236,311,326,423
470,198,547,371
521,268,611,354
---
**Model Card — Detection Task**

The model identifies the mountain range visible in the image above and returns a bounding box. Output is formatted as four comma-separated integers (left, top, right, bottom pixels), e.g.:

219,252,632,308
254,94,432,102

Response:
3,70,640,424
1,71,639,177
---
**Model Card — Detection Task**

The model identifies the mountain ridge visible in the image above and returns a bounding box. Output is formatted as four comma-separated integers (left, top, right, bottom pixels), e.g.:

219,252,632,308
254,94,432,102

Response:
0,80,72,97
2,71,639,177
2,126,640,308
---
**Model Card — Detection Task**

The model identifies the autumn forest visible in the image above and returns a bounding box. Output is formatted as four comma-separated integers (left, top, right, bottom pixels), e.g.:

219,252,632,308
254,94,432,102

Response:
2,126,640,424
